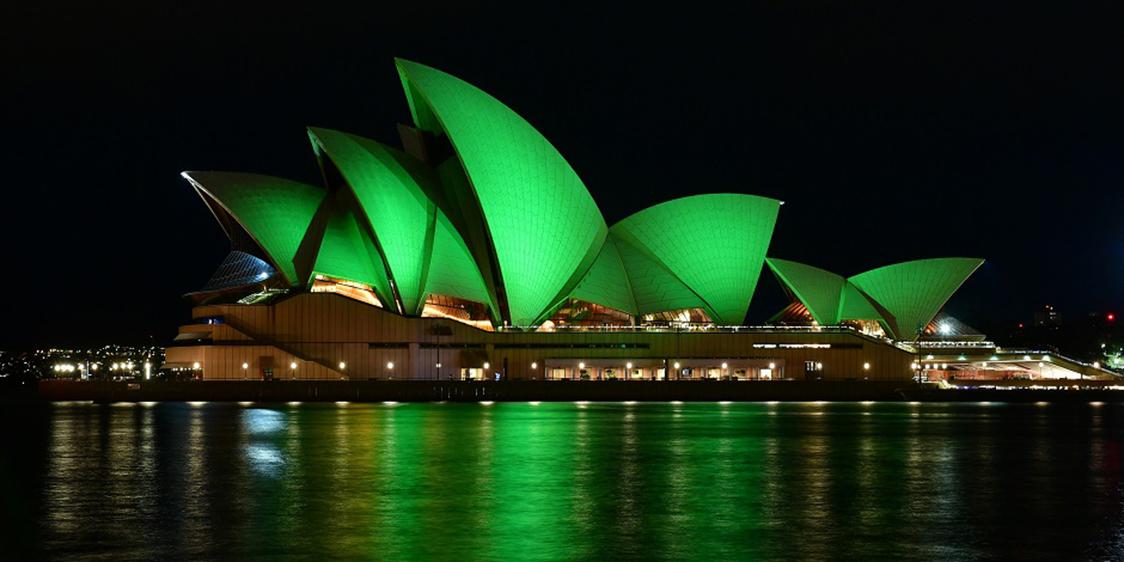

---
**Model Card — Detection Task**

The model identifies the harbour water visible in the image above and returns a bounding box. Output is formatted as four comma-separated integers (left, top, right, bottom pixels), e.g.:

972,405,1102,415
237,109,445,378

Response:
2,401,1124,560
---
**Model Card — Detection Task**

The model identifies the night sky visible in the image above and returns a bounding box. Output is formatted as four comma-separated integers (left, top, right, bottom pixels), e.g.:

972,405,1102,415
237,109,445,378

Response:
3,2,1122,348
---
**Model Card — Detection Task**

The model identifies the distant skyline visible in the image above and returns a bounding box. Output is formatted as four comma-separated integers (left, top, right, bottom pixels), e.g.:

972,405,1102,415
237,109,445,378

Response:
3,2,1122,347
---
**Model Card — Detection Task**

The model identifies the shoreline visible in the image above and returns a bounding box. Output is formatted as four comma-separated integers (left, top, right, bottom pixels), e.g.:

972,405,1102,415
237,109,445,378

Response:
5,380,1122,404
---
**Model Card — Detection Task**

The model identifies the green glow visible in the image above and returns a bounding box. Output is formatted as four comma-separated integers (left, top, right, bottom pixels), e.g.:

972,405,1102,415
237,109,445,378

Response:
613,235,707,317
849,257,984,339
396,58,607,326
570,237,638,316
308,127,437,314
765,258,845,325
837,280,885,323
186,61,985,334
311,203,394,301
425,211,496,316
612,194,780,325
183,171,324,285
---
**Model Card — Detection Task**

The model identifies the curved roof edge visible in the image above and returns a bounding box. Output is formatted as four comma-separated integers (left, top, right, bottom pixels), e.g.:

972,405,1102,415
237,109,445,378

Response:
183,171,325,285
395,57,608,327
611,193,781,325
568,237,639,317
849,257,984,339
307,127,440,315
765,258,846,325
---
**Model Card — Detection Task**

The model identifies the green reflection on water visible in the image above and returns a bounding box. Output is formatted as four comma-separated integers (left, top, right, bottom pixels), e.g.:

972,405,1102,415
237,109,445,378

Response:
11,401,1124,561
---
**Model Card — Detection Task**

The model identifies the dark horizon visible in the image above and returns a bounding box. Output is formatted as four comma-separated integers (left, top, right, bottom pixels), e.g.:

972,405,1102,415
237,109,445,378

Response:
3,2,1122,348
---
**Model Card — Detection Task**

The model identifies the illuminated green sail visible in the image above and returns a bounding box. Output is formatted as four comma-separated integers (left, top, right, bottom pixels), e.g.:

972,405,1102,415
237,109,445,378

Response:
396,58,607,326
612,194,780,325
183,171,324,285
310,203,393,300
765,258,845,325
570,237,638,316
849,258,984,339
425,211,496,317
308,127,438,314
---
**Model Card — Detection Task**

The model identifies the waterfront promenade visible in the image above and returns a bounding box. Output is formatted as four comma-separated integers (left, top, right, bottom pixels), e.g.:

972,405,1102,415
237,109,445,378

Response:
24,379,1124,404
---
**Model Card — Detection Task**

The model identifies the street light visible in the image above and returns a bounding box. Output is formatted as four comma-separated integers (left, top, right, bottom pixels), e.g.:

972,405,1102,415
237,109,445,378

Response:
338,361,347,370
386,361,394,370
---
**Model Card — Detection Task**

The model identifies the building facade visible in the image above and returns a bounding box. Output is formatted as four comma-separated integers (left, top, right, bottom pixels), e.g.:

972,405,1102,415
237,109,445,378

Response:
167,58,1023,383
168,292,917,381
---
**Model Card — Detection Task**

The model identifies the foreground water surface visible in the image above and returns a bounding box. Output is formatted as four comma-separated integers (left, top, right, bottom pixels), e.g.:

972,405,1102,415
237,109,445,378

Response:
2,401,1124,561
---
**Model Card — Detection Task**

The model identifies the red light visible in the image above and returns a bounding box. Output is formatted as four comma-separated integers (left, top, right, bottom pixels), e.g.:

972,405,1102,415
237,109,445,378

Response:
1108,313,1116,322
1017,323,1024,329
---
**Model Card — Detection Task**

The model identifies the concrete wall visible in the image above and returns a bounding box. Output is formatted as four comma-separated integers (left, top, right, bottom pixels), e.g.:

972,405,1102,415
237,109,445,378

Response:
176,293,918,381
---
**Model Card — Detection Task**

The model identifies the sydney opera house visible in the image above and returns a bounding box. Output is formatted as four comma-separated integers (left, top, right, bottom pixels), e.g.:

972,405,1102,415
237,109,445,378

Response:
166,59,1108,383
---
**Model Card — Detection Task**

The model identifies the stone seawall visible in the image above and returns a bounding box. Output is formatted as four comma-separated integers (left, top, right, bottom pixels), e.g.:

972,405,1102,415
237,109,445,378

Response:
28,380,1124,403
36,380,918,402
